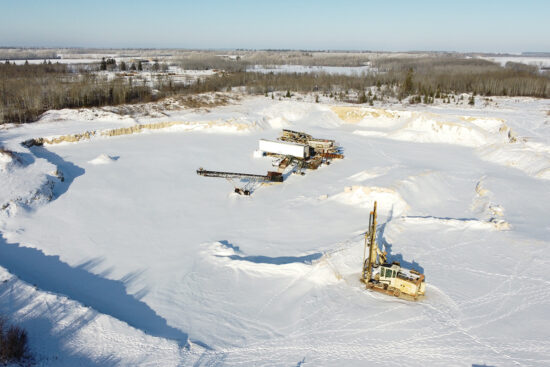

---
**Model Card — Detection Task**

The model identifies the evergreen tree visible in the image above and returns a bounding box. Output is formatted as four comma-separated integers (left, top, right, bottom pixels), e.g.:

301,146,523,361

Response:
400,68,414,98
358,90,367,104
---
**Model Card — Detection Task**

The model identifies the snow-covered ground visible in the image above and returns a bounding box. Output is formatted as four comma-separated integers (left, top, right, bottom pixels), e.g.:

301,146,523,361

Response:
478,56,550,69
248,64,373,75
9,58,102,65
1,94,550,366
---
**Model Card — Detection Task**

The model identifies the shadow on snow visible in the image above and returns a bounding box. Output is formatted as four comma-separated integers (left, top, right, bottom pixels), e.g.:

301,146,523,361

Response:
29,146,85,200
377,207,425,273
0,234,201,348
217,240,322,265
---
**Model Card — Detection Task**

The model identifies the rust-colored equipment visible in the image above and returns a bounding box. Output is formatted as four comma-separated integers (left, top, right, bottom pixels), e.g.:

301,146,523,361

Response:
196,168,282,182
196,168,282,196
360,201,426,300
197,129,343,195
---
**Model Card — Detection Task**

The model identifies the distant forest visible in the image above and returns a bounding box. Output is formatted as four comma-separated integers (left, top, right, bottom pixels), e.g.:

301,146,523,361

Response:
1,54,548,124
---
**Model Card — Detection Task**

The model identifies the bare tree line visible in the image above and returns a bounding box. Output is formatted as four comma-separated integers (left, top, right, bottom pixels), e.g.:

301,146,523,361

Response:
176,51,380,70
174,55,549,100
1,55,548,124
371,56,549,97
0,63,152,124
0,48,58,60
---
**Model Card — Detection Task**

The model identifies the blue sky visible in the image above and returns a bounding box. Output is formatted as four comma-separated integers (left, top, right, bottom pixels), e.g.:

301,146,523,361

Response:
0,0,548,52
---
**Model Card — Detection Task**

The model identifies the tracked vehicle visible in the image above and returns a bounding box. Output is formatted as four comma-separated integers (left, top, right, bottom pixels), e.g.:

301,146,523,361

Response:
360,202,426,300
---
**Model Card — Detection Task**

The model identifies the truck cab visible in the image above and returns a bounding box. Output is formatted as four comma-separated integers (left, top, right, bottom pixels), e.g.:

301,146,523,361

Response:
377,262,426,298
378,263,400,287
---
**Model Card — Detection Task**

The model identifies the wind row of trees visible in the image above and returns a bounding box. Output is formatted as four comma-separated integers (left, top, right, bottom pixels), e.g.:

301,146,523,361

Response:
99,58,169,72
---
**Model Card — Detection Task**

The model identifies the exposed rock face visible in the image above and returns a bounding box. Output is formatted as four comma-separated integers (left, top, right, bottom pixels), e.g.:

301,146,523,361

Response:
21,119,253,148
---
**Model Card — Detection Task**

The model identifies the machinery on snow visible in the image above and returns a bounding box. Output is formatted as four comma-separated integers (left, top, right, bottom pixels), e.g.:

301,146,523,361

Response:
196,129,343,196
360,201,426,300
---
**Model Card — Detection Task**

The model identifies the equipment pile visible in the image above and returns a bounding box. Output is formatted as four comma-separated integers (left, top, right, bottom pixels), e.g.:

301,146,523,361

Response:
197,129,343,195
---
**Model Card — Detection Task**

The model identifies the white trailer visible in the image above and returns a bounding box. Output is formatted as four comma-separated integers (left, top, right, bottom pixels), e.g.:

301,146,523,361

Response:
259,139,310,159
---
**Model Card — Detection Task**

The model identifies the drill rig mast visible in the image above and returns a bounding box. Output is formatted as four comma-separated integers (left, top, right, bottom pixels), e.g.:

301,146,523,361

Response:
360,201,426,300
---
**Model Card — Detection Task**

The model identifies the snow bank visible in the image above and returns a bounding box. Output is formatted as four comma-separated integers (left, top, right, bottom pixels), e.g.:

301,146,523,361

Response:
0,266,203,365
39,108,135,123
348,166,392,182
0,149,56,219
470,177,511,230
338,105,550,181
390,117,494,147
331,106,403,125
23,119,257,148
399,216,507,231
0,149,15,172
352,113,511,147
88,154,117,165
334,105,512,148
260,101,340,129
330,186,408,216
203,242,334,285
478,140,550,180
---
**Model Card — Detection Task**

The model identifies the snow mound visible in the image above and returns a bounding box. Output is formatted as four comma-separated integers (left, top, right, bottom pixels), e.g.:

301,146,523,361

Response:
265,116,290,129
347,107,512,148
88,154,117,165
330,186,408,216
460,115,508,134
470,177,511,230
400,216,503,231
348,166,392,181
0,149,14,172
353,130,386,138
331,106,403,124
260,101,313,124
478,140,550,180
1,177,55,218
39,108,134,123
1,150,56,219
203,242,334,284
390,117,493,147
259,101,340,129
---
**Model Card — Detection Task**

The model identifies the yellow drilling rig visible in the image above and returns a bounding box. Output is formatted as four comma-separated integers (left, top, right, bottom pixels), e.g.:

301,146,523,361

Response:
360,202,426,300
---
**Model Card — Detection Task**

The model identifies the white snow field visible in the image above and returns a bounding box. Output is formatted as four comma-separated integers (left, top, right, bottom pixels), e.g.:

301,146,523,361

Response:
248,64,373,75
478,56,550,69
1,95,550,366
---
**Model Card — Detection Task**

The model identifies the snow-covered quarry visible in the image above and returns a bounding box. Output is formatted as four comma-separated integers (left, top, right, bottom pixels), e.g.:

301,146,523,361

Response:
1,94,550,366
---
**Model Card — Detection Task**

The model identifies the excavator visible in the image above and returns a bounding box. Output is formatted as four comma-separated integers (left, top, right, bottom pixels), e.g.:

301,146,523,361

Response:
360,201,426,300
